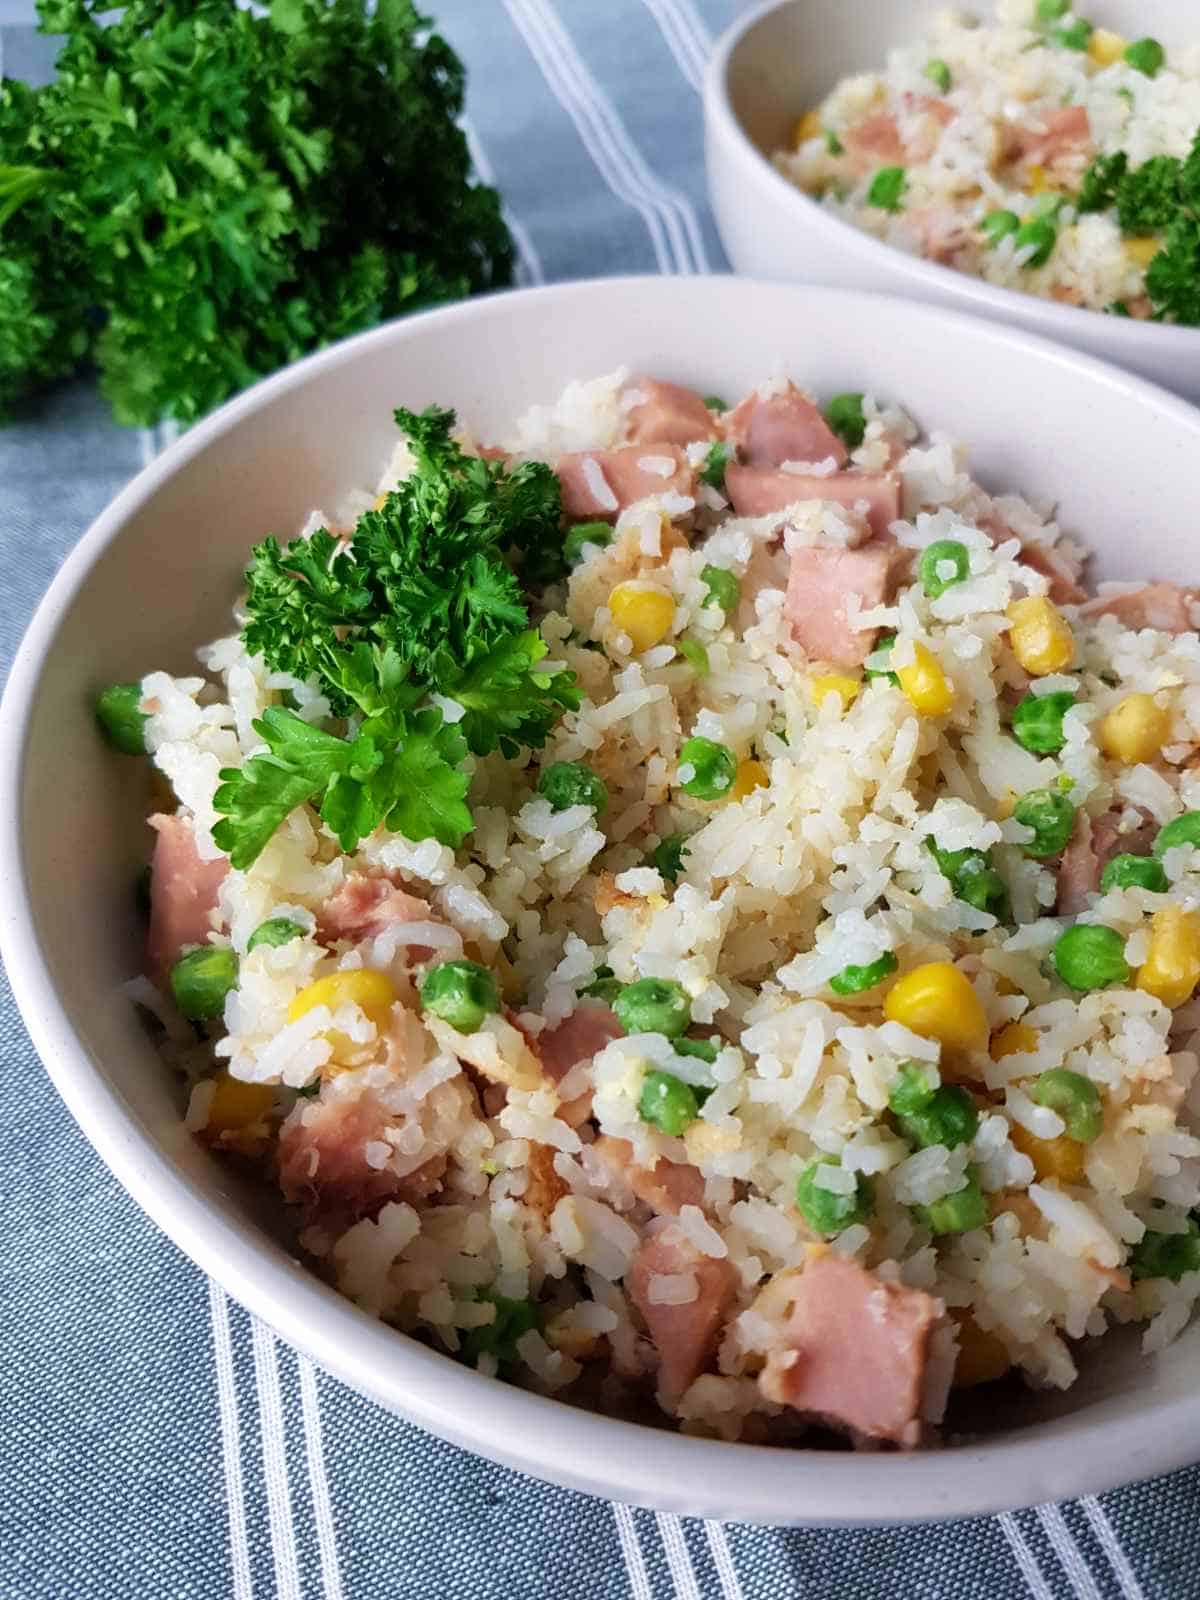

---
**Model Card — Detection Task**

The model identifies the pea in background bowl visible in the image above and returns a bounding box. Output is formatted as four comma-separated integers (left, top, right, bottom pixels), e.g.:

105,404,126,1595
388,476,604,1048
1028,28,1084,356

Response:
705,0,1200,401
4,275,1200,1527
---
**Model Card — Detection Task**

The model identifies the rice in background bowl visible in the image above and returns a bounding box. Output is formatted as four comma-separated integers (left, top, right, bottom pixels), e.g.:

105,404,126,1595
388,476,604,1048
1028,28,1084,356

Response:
6,277,1200,1524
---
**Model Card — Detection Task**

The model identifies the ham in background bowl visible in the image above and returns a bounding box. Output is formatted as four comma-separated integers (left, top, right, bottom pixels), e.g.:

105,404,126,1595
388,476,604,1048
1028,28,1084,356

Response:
4,276,1200,1525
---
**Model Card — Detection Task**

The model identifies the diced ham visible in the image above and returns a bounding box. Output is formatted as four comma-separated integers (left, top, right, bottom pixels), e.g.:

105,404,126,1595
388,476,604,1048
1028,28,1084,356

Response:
758,1255,944,1448
277,1087,445,1222
844,111,905,170
724,463,900,540
627,1223,738,1408
624,377,718,448
1001,104,1091,168
317,873,434,944
529,1002,624,1127
146,813,228,984
592,1135,707,1215
1056,811,1097,917
908,205,977,266
1079,584,1198,636
725,383,847,470
556,446,695,521
785,538,909,668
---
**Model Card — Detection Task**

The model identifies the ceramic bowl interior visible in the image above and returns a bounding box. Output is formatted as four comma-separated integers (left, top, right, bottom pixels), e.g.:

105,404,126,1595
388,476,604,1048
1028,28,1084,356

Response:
5,276,1200,1525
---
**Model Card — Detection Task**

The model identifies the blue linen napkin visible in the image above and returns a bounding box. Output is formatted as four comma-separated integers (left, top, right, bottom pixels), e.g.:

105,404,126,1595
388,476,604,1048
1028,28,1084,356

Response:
1,2,1196,1595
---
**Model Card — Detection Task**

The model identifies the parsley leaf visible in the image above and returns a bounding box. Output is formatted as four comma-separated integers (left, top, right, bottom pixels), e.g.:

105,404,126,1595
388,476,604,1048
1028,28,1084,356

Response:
445,630,581,759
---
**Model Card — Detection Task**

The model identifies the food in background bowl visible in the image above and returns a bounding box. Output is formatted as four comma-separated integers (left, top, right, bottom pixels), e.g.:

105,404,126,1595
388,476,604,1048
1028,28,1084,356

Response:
103,364,1200,1451
774,0,1200,321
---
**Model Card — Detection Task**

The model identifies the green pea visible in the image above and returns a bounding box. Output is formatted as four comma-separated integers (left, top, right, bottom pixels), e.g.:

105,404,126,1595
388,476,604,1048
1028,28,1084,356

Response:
1101,853,1167,893
461,1291,540,1365
639,1069,701,1135
1124,37,1164,77
419,959,498,1034
795,1159,874,1235
867,165,906,212
700,565,740,614
888,1061,939,1116
678,639,709,677
170,947,238,1021
864,631,899,686
824,129,844,156
1013,217,1058,267
896,1083,979,1150
1052,924,1130,991
247,917,306,953
650,832,690,883
1013,788,1076,858
924,58,951,92
700,441,733,490
957,864,1009,920
674,1036,718,1063
1153,812,1200,858
1051,19,1092,50
613,976,692,1038
581,965,621,1005
538,761,608,815
564,521,614,566
703,394,728,413
95,682,148,755
1012,690,1075,754
824,391,867,449
1030,1067,1102,1142
982,209,1020,247
1035,0,1068,18
915,1170,988,1235
1130,1221,1200,1283
919,539,971,598
678,736,737,800
829,951,898,996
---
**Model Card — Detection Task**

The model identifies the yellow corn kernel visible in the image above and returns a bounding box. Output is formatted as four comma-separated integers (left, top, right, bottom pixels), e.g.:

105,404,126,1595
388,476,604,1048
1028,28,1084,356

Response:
609,582,676,653
1088,26,1127,66
731,758,769,801
1136,906,1200,1010
950,1311,1012,1389
1025,163,1049,195
1009,1121,1085,1184
883,961,989,1055
206,1072,275,1136
1098,692,1171,765
991,1021,1038,1061
793,108,823,147
896,642,954,717
1125,235,1160,268
289,969,397,1059
809,673,861,712
1006,596,1075,676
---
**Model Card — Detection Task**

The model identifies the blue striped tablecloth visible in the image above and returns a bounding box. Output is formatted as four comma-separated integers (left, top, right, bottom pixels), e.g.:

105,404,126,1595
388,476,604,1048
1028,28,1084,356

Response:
1,2,1198,1596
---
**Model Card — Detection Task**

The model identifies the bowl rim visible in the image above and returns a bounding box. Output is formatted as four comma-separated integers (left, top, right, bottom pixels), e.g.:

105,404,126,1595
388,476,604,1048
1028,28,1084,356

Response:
4,274,1200,1526
704,0,1200,349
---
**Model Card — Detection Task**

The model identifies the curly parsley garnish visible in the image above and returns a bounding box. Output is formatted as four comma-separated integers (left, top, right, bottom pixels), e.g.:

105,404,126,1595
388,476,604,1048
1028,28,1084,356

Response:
216,406,579,865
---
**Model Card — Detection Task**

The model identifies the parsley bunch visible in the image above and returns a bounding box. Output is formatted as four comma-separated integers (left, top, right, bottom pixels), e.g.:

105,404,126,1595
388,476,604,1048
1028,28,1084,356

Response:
1078,131,1200,324
215,406,579,866
0,0,512,425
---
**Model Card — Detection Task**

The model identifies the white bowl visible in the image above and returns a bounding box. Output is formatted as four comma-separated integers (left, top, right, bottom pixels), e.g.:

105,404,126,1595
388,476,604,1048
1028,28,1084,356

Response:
706,0,1200,400
5,276,1200,1526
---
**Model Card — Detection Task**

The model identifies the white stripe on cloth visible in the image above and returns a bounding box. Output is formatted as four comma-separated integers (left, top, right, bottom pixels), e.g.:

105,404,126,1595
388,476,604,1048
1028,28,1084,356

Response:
612,1504,654,1600
503,0,705,274
703,1522,747,1600
998,1511,1058,1600
1081,1496,1148,1600
299,1360,346,1600
637,0,708,93
655,1512,702,1600
461,117,546,287
251,1320,304,1600
655,0,713,56
1037,1503,1106,1600
208,1283,254,1600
